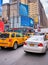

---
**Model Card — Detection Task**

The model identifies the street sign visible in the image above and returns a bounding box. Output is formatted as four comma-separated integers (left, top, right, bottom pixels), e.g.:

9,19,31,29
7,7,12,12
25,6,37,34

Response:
34,16,38,23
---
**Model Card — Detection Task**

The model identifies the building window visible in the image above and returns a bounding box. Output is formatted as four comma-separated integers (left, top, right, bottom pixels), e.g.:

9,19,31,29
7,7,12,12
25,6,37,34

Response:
12,0,17,2
28,0,31,3
28,0,36,3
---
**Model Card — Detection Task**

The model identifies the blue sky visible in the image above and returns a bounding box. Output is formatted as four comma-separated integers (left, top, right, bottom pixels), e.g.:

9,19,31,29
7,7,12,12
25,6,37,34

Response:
0,0,48,18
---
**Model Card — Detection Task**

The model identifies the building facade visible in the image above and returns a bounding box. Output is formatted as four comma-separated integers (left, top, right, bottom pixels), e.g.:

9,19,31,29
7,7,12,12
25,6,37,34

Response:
28,0,39,28
2,3,10,20
38,0,48,28
2,0,48,28
28,0,48,28
10,0,21,28
20,0,28,5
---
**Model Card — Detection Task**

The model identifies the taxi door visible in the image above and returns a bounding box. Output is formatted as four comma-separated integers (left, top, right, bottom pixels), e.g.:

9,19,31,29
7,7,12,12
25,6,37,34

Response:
16,33,24,45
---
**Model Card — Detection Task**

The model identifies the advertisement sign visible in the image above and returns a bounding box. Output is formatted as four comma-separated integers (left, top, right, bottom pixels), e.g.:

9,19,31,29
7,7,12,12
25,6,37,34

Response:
0,21,4,32
0,0,2,16
3,0,9,4
21,16,34,27
34,16,38,23
30,18,34,27
19,3,28,16
0,0,2,6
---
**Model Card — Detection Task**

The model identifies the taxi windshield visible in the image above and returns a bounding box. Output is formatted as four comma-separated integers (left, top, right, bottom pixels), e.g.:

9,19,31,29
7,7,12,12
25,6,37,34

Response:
0,33,9,38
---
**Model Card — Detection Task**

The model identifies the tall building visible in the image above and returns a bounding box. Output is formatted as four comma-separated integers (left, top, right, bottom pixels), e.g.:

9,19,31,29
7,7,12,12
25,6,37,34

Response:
20,0,28,5
10,0,18,18
2,0,48,28
20,0,47,28
2,3,10,20
28,0,47,28
38,0,48,28
28,0,39,26
10,0,21,28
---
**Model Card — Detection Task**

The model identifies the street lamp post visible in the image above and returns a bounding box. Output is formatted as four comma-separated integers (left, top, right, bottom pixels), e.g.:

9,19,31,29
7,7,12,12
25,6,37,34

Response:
17,0,19,23
13,12,14,28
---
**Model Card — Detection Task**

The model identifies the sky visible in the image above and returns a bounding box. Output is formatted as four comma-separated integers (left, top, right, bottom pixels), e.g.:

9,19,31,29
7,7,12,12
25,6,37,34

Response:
40,0,48,18
0,0,48,18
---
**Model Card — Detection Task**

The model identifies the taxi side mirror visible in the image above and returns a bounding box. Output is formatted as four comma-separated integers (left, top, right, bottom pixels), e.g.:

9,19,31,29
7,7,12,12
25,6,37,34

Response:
44,35,48,41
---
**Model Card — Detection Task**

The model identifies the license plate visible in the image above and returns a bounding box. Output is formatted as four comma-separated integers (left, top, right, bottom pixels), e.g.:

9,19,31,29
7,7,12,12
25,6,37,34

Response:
30,44,34,46
2,39,6,40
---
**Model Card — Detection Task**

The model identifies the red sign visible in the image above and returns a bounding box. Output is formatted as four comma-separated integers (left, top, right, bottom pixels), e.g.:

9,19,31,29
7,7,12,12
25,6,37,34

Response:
0,21,4,32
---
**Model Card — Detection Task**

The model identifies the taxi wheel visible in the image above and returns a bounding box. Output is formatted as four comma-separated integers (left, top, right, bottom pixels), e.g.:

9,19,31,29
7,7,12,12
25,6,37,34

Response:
1,47,4,49
44,46,47,54
43,46,47,54
13,43,18,50
24,51,29,53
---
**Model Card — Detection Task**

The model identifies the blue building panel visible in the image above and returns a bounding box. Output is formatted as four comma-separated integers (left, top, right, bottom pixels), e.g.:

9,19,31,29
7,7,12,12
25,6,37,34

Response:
21,16,34,27
0,0,2,6
19,3,28,16
0,0,2,16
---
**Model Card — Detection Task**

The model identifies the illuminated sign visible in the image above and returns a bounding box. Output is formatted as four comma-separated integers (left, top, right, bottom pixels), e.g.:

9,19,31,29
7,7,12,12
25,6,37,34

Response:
0,0,2,16
21,16,34,27
3,0,9,4
0,21,4,32
0,0,2,6
19,3,28,16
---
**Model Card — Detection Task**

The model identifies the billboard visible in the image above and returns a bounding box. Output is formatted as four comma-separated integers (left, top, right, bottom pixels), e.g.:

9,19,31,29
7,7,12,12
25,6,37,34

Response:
3,0,9,4
0,0,2,6
21,16,34,27
19,3,28,16
0,21,4,32
0,0,2,16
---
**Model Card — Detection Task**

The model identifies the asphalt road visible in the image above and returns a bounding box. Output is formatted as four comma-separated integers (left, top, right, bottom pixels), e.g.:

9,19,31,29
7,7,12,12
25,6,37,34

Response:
0,46,48,65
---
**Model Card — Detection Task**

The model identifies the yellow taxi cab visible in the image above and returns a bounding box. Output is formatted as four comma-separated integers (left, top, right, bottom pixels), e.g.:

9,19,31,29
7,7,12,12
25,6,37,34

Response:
25,32,34,38
0,32,27,50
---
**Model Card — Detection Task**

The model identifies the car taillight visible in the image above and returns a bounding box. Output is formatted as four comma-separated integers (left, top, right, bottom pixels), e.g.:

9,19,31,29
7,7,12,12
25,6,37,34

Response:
24,42,27,45
38,43,43,47
9,39,12,42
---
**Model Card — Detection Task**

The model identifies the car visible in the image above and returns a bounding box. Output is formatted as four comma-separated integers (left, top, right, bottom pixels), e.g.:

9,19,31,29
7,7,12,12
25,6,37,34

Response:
23,35,48,53
0,32,27,50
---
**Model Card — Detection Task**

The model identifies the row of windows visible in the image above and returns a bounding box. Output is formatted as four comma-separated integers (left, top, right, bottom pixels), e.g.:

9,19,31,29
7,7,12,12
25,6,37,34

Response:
0,33,24,38
11,33,24,37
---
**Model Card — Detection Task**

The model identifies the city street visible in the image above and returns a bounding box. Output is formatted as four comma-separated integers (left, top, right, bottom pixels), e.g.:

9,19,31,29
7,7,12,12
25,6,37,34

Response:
0,0,48,65
0,46,48,65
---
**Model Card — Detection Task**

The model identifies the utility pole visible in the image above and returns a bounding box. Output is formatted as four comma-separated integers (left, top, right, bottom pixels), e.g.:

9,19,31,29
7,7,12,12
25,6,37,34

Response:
13,12,14,28
17,0,19,23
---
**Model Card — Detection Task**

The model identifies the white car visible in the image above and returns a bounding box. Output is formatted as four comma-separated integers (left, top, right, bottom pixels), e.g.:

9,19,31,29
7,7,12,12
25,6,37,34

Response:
23,35,48,53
